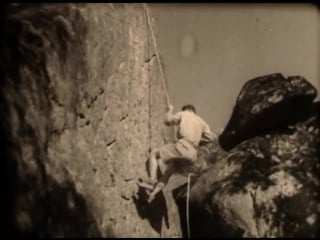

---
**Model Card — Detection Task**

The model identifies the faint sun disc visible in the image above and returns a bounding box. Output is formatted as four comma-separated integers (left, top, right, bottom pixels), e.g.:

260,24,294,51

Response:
179,32,197,58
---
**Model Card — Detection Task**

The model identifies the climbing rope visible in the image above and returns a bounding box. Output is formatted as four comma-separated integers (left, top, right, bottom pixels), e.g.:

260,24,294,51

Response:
186,173,192,238
144,3,171,107
144,3,176,143
144,4,192,238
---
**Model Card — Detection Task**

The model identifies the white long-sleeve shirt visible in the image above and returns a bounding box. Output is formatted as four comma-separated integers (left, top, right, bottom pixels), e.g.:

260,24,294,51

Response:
164,110,214,147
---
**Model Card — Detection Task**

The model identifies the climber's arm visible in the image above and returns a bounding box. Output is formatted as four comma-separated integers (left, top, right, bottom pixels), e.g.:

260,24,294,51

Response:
164,105,181,126
201,122,215,143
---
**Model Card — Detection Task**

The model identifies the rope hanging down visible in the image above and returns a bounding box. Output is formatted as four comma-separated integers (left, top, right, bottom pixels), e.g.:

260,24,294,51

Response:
186,173,192,238
144,7,166,239
144,4,192,239
144,4,171,107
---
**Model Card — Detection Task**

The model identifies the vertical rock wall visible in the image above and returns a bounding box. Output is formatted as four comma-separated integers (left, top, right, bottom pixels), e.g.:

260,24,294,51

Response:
0,3,180,237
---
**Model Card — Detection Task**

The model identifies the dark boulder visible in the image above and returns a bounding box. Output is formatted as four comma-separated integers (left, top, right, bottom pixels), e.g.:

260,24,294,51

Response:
173,100,320,237
219,73,317,151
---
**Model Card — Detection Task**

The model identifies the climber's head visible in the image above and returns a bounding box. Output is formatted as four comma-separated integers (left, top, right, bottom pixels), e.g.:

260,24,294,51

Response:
182,104,196,113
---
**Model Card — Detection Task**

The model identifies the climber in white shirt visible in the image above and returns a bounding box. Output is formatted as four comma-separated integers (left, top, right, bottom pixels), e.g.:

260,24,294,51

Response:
138,104,215,203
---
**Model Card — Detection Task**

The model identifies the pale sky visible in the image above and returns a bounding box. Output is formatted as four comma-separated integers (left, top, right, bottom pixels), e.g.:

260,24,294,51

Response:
150,3,320,130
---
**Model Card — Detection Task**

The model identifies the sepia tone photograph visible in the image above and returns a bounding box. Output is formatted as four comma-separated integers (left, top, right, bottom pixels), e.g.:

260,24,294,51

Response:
0,2,320,238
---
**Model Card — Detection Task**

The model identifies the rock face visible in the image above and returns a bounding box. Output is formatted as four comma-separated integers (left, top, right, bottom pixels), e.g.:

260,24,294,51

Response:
174,74,320,238
0,3,181,237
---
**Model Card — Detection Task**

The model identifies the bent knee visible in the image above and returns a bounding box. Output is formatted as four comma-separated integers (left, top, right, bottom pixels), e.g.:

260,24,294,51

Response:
151,149,161,159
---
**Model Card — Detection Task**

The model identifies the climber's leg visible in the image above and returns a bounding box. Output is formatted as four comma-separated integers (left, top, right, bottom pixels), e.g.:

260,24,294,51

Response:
147,164,175,203
149,142,179,182
149,149,160,183
138,143,180,198
137,149,162,192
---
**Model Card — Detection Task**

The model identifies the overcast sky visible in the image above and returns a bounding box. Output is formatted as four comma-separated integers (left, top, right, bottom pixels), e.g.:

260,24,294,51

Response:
150,3,320,130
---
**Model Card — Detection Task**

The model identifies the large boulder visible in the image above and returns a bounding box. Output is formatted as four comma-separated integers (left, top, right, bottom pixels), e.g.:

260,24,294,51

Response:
173,75,320,238
219,73,317,151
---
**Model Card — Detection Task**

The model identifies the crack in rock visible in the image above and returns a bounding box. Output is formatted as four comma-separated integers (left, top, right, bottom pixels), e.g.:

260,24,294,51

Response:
249,190,261,237
144,54,156,64
119,114,128,122
106,139,116,147
50,96,64,108
87,87,105,108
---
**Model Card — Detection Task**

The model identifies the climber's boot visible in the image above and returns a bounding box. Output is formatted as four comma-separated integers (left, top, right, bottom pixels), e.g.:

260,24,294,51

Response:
147,182,165,203
137,177,157,191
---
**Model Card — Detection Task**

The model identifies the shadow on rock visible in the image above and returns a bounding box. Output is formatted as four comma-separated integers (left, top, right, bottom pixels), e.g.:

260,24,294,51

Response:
172,179,244,238
0,5,101,236
0,102,102,237
16,176,102,237
132,186,169,235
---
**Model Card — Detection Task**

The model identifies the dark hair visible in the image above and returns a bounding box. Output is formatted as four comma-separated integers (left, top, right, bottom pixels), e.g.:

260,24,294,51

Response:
182,104,196,113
